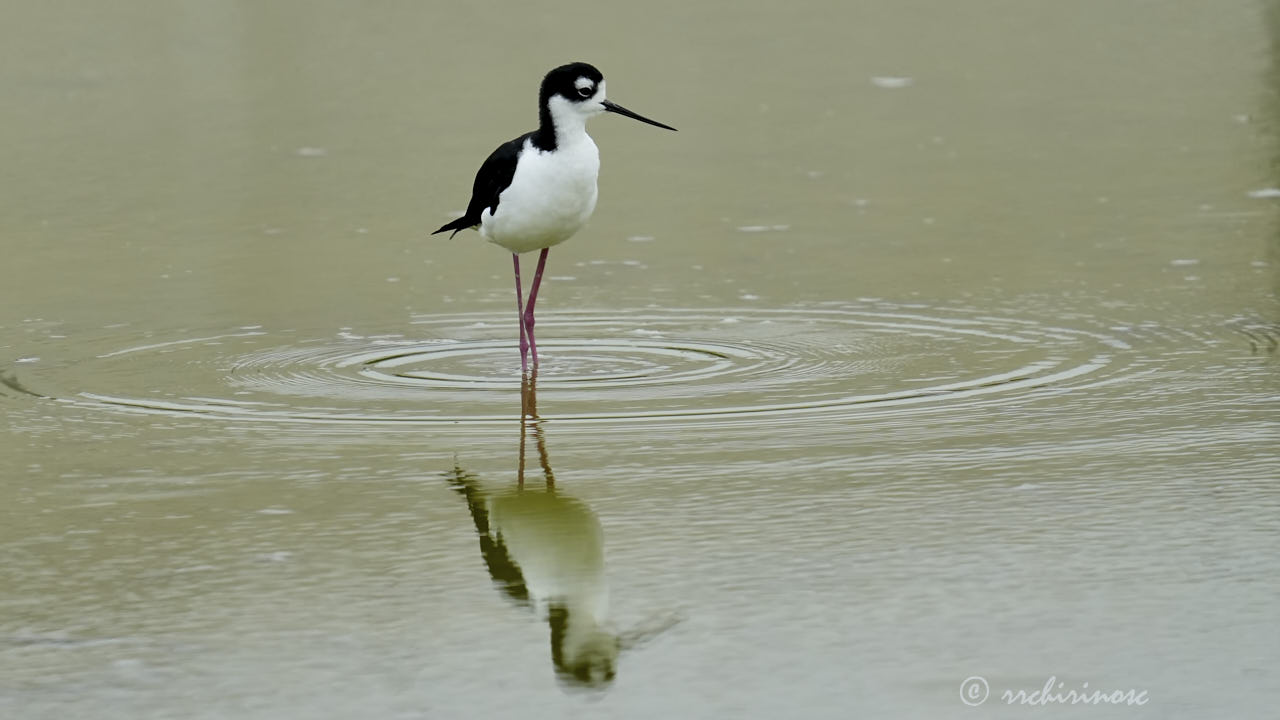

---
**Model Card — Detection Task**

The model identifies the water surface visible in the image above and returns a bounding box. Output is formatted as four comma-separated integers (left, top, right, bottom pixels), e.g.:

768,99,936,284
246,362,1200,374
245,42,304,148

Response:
2,1,1278,718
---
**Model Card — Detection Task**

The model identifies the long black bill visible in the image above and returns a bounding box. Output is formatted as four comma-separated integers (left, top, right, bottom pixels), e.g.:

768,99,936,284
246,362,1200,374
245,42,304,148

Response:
602,99,677,131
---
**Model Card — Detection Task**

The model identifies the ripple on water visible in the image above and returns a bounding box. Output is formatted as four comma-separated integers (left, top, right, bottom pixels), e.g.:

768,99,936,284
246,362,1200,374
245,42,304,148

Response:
0,303,1178,430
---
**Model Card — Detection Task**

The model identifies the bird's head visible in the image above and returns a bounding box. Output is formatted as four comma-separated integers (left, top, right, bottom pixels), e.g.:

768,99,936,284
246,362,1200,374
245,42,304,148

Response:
540,62,677,134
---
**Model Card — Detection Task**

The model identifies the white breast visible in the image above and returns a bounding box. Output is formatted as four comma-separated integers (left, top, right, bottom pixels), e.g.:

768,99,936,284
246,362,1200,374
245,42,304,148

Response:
480,136,600,255
489,490,609,621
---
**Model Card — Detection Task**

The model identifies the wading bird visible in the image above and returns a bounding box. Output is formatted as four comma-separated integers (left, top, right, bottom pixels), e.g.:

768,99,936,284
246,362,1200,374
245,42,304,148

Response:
445,373,680,687
433,62,676,373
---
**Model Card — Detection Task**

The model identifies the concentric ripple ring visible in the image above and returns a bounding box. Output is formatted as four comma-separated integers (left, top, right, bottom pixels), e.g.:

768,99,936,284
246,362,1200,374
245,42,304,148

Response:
6,305,1153,428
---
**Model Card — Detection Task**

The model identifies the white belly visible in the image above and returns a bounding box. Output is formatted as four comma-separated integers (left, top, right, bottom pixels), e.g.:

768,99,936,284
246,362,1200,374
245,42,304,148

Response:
489,490,608,619
480,137,600,254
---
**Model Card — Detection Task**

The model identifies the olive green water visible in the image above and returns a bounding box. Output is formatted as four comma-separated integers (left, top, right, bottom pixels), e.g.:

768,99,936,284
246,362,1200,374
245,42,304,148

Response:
2,1,1278,718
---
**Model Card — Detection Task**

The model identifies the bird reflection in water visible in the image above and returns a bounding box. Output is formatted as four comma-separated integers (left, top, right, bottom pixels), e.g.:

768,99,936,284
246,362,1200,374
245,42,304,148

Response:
446,371,676,689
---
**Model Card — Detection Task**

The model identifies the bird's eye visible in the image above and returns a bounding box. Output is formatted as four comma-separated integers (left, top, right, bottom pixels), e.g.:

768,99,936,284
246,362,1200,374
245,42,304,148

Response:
577,86,593,98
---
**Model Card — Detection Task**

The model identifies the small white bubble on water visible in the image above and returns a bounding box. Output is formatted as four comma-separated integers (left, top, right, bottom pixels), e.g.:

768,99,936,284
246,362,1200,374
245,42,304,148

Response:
1247,187,1280,198
256,551,294,562
295,146,327,157
870,76,913,88
16,357,39,363
627,235,655,242
1170,259,1200,266
257,508,294,515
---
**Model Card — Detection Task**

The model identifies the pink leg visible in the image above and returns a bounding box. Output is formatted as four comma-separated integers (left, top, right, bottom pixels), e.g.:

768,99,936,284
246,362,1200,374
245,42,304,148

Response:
523,248,551,366
512,253,529,373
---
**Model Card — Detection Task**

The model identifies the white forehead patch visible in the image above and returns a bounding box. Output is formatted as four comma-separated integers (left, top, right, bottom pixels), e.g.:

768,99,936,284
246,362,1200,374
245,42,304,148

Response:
575,77,594,91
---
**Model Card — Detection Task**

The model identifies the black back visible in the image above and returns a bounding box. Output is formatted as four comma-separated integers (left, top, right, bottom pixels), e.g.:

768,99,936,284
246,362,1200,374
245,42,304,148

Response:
446,466,530,605
432,132,531,238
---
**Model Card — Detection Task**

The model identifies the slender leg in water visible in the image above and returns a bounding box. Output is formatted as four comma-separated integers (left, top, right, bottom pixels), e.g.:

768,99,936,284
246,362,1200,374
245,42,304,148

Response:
517,370,536,488
512,253,529,373
523,248,551,366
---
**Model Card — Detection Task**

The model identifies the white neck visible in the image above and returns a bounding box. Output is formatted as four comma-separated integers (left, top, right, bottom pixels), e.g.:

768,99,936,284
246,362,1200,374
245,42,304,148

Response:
546,95,593,148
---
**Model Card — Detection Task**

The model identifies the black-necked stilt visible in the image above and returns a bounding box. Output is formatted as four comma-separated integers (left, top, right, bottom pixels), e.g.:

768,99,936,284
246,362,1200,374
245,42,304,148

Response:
445,374,680,687
433,62,676,374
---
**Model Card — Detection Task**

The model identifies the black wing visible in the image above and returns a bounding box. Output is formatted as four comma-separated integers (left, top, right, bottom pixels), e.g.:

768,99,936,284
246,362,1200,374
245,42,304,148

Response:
432,132,532,238
445,466,530,606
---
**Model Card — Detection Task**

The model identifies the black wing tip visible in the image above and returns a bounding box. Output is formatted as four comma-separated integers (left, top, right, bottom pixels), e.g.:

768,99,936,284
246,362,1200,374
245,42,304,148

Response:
433,217,474,238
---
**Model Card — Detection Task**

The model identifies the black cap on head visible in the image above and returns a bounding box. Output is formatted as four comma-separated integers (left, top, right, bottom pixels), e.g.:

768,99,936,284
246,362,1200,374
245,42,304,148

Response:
541,62,604,104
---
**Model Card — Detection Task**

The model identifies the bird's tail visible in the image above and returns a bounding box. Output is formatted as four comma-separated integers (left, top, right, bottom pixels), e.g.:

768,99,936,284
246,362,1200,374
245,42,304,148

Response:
432,216,475,239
